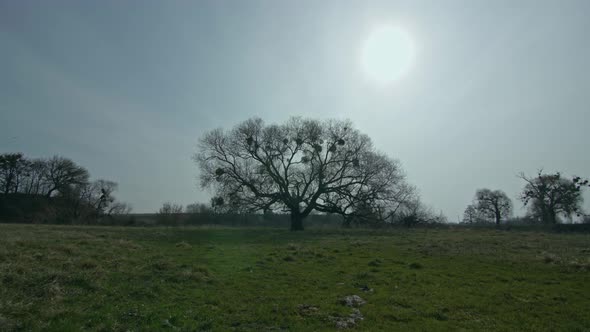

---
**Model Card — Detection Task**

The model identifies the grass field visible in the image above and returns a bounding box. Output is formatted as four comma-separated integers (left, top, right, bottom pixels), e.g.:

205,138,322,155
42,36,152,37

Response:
0,224,589,331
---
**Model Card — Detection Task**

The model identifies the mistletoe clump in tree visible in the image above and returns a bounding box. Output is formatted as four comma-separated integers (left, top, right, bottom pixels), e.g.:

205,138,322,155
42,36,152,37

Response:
195,117,415,230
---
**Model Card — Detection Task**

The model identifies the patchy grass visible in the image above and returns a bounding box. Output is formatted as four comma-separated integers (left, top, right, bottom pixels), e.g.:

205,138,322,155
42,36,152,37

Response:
0,224,589,331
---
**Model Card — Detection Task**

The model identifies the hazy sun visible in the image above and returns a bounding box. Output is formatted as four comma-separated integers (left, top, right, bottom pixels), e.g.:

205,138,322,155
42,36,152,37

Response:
361,25,416,83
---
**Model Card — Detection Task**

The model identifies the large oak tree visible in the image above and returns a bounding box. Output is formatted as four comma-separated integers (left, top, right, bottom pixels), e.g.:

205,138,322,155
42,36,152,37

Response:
195,117,414,230
44,156,89,198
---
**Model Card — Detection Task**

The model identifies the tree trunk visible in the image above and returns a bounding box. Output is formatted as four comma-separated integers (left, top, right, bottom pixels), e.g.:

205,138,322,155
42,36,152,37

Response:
290,212,304,231
548,210,557,224
342,217,352,228
3,175,11,195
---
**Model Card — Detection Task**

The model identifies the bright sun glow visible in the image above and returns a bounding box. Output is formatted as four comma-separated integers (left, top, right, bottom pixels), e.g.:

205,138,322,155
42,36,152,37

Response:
361,25,416,83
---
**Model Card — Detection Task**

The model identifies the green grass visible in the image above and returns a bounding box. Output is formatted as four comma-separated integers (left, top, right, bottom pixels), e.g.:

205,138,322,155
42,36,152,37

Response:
0,224,589,331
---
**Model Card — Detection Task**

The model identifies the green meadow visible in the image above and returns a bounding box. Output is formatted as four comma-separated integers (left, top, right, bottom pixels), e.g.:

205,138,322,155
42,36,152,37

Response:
0,224,589,331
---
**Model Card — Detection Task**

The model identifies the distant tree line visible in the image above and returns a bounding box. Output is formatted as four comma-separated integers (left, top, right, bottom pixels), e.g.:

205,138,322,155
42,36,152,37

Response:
147,201,343,228
154,198,447,230
0,153,131,223
463,170,588,225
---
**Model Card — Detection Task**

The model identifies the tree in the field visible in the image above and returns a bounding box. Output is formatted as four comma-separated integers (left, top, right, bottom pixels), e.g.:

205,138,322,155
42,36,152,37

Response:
79,180,118,215
158,202,183,214
195,117,413,230
519,171,583,223
45,156,89,197
157,202,184,225
58,179,121,219
462,204,480,223
473,189,512,225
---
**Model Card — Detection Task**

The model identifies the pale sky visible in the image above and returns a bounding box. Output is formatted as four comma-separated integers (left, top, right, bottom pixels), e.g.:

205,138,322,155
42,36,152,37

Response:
1,0,589,220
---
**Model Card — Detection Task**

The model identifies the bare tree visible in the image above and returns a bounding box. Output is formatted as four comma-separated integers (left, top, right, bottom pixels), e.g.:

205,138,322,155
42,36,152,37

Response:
195,117,414,230
473,189,512,225
157,202,184,225
76,180,118,216
158,202,183,214
22,158,50,195
93,180,118,215
462,204,480,224
45,156,89,197
393,196,447,227
106,202,132,215
519,171,583,224
57,179,119,220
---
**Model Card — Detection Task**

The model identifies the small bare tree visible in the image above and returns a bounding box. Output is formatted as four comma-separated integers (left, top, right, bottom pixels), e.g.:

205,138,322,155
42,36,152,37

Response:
157,202,184,225
393,197,447,227
158,202,183,214
473,189,512,225
462,204,480,223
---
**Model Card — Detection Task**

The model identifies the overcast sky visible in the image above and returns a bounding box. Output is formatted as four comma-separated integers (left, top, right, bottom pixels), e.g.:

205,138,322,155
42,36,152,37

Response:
1,0,589,220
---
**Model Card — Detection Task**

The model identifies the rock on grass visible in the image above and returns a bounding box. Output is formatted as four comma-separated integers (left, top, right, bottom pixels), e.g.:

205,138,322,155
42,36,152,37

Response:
175,241,192,249
341,295,366,307
331,308,364,329
297,304,319,316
